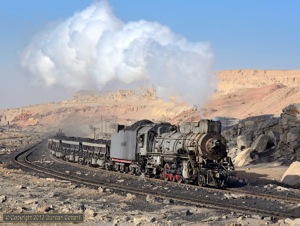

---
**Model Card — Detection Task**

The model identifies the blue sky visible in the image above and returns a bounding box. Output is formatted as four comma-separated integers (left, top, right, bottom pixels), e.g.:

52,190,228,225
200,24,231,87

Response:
0,0,299,108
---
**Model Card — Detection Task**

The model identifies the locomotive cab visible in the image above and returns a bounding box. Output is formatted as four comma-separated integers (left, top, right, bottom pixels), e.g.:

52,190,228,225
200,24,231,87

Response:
137,126,153,156
137,125,168,153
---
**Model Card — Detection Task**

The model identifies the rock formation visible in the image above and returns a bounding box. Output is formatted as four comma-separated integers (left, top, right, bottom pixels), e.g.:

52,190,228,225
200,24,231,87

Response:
217,69,300,94
202,70,300,119
281,161,300,187
223,104,300,166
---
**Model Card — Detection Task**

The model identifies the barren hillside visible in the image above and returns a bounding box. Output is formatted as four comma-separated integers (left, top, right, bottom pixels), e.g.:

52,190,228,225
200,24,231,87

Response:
1,70,300,136
201,69,300,119
0,88,190,137
217,69,300,94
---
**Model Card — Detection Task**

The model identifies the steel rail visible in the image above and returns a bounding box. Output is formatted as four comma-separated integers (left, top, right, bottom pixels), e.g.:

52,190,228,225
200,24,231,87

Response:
13,146,300,219
49,152,300,206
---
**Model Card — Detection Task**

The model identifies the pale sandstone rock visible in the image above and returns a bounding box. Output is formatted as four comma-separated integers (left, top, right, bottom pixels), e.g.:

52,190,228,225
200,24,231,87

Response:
146,194,156,203
24,199,38,205
126,193,136,200
37,205,51,213
0,195,7,202
281,161,300,187
85,209,96,217
233,148,253,167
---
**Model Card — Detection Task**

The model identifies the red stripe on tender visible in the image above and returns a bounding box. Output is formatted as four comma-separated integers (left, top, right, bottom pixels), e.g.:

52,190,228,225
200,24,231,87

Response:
112,158,132,164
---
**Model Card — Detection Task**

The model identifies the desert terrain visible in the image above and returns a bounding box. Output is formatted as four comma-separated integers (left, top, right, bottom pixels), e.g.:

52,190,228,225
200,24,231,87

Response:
202,70,300,119
1,69,300,225
1,70,300,136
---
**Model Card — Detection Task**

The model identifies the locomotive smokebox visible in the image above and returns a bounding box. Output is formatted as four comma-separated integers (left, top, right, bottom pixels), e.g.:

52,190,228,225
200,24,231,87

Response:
179,120,227,161
198,133,227,161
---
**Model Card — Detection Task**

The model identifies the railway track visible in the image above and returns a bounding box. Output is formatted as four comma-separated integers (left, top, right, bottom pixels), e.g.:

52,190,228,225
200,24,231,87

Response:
12,142,300,220
49,151,300,207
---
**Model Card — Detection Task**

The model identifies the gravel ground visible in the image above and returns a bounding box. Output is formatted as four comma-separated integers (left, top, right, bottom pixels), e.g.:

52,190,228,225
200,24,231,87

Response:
0,131,299,225
0,165,288,225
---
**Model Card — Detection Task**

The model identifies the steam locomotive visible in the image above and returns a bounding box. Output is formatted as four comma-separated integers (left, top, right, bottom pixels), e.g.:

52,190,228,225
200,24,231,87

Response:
48,119,235,188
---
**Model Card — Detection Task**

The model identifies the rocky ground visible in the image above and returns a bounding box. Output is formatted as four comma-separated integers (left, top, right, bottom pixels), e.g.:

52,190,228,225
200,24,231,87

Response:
0,131,299,225
0,163,296,226
0,128,44,163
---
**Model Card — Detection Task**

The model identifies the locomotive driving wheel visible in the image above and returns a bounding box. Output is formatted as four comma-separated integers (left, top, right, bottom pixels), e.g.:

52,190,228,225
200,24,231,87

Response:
163,163,170,181
175,175,183,183
135,167,141,176
119,165,124,172
175,169,183,183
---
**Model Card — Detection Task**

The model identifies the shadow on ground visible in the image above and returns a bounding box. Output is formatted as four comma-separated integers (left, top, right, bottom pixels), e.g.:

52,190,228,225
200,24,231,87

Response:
232,170,298,188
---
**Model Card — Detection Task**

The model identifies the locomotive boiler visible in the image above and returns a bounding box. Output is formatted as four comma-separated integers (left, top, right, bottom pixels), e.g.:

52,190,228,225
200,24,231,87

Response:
48,119,234,188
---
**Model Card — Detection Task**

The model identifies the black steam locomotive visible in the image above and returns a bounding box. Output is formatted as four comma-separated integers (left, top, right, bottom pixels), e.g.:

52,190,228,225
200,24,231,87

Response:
48,119,235,188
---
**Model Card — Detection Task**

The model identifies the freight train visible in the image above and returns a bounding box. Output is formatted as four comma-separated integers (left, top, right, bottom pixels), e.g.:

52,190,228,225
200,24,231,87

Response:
48,119,235,188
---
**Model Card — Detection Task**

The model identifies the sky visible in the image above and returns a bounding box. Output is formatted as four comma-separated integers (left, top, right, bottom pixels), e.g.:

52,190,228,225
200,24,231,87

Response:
0,0,299,109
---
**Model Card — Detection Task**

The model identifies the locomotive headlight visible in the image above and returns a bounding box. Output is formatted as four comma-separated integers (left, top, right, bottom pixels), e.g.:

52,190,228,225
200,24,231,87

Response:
215,172,220,178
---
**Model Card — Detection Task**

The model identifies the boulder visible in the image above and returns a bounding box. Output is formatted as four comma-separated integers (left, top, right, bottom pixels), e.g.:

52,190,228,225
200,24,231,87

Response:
162,199,172,204
287,128,300,143
281,161,300,187
237,134,252,150
284,218,294,225
0,195,7,203
85,209,96,217
283,104,300,116
98,187,104,193
267,130,280,145
24,199,38,205
146,195,156,203
16,185,27,189
228,147,238,159
251,134,270,152
281,114,299,127
126,193,136,200
37,205,52,213
292,218,300,226
133,217,143,225
113,216,130,225
233,148,253,167
133,216,155,225
287,128,300,149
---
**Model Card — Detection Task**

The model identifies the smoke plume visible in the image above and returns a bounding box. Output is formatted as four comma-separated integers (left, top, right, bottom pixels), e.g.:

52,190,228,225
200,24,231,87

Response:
21,1,215,105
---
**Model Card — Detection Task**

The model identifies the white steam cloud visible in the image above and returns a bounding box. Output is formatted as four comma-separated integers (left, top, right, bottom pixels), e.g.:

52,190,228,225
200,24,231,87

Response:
21,1,215,105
